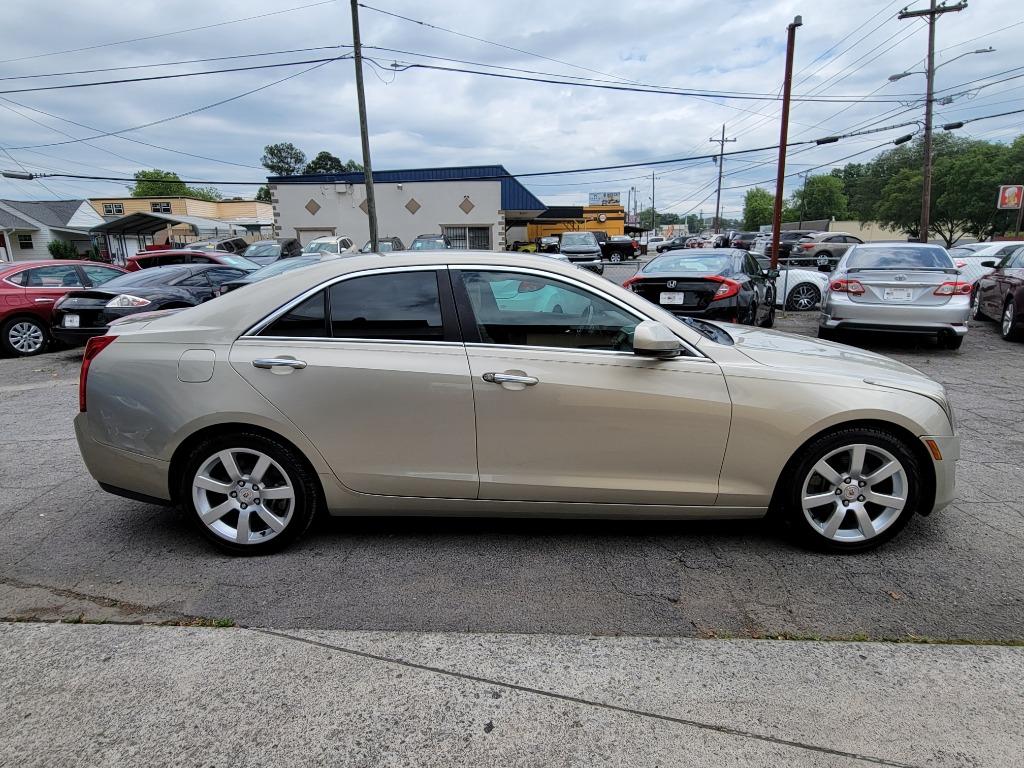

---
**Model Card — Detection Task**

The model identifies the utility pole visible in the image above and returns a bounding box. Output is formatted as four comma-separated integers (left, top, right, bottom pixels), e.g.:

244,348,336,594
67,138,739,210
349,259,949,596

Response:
350,0,378,251
770,15,802,271
651,171,656,236
898,0,967,243
711,124,736,234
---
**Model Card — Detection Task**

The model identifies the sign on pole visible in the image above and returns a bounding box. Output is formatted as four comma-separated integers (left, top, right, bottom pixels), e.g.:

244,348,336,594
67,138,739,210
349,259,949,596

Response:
997,185,1023,210
588,191,621,205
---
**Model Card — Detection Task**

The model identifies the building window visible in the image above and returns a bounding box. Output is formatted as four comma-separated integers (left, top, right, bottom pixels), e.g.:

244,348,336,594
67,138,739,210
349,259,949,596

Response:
102,203,124,216
150,202,171,213
442,226,491,250
17,234,33,250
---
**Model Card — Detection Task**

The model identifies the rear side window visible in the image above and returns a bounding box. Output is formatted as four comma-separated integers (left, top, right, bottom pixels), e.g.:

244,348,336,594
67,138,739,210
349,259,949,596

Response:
847,247,953,270
13,264,81,287
329,272,444,341
264,292,328,337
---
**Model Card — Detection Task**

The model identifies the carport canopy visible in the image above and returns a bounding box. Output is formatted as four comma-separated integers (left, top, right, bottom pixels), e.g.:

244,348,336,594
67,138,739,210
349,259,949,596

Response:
90,211,247,237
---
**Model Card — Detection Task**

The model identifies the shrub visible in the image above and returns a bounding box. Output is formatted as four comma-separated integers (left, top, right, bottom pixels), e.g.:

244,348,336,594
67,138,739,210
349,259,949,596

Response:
47,240,81,260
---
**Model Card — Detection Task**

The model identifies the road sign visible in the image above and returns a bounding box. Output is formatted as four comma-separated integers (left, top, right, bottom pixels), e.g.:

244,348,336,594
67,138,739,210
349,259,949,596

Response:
997,185,1022,210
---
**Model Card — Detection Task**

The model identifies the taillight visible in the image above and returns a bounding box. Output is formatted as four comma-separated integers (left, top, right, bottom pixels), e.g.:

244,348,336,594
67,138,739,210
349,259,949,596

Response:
934,281,972,296
830,278,866,295
80,335,118,412
621,276,641,291
708,276,740,301
800,243,814,250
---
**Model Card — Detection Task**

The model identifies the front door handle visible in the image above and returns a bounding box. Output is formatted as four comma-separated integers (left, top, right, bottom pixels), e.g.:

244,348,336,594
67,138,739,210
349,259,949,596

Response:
34,297,55,303
253,358,307,370
482,372,538,386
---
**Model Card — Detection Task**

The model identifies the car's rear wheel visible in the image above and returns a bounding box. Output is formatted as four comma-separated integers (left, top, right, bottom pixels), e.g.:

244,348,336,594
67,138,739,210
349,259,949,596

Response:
971,288,988,321
817,325,839,341
610,253,622,263
181,431,319,555
940,332,964,350
786,283,821,311
1,316,47,356
785,427,921,552
1001,300,1023,342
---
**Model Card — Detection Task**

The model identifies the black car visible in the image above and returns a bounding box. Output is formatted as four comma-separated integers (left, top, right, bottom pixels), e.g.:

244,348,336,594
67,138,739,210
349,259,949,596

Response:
656,236,689,253
52,264,252,344
409,234,452,250
537,236,560,253
730,232,759,251
763,230,819,263
241,238,303,265
603,235,637,262
216,255,323,296
558,231,605,274
622,248,777,326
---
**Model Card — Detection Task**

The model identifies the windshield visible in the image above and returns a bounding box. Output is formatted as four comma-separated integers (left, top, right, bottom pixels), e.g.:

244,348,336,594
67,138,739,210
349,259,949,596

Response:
243,242,282,259
645,253,732,273
101,267,193,288
361,240,395,252
561,233,597,247
847,246,954,270
410,238,447,250
304,240,339,254
248,256,320,280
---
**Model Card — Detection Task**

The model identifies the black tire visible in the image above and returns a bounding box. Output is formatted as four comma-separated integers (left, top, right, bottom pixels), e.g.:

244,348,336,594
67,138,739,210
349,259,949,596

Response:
939,333,964,350
758,301,776,328
179,430,320,555
782,426,923,553
817,325,839,342
1,315,48,357
785,283,821,311
1002,300,1024,342
971,288,988,321
743,301,758,326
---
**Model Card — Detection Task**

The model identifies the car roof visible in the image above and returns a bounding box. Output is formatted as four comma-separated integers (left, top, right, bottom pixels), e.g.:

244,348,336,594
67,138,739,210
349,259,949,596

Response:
852,241,947,248
131,248,234,257
1,259,107,270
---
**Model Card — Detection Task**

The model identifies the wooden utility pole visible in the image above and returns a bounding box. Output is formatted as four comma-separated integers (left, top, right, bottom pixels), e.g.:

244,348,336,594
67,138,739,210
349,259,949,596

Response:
350,0,378,251
898,0,967,243
711,124,736,234
770,16,802,270
651,171,656,236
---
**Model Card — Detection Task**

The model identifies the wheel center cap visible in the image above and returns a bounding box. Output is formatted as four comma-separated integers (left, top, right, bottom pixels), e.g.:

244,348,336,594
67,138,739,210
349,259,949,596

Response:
843,485,858,500
240,489,254,502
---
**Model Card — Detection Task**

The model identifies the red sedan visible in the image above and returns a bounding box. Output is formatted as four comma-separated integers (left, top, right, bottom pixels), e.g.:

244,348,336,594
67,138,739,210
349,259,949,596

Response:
0,260,125,356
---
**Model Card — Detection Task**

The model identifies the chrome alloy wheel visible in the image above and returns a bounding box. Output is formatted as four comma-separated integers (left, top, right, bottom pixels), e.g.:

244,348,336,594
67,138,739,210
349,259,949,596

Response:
9,321,45,354
1003,303,1015,337
192,448,295,545
788,284,820,311
800,443,908,543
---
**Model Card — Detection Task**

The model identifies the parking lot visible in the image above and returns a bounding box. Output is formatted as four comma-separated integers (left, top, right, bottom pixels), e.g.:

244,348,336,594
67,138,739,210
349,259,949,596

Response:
1,276,1021,642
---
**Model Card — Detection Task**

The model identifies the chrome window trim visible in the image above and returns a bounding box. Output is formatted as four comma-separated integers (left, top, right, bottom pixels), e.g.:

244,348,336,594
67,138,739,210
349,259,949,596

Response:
240,336,462,348
243,264,449,338
463,341,715,363
453,264,707,360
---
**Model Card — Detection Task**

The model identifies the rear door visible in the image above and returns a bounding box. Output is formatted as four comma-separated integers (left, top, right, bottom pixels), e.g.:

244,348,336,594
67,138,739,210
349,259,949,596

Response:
452,267,731,505
230,267,478,499
20,263,83,315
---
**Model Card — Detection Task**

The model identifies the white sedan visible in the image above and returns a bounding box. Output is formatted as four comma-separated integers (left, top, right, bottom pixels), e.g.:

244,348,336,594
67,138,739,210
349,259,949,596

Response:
753,256,830,311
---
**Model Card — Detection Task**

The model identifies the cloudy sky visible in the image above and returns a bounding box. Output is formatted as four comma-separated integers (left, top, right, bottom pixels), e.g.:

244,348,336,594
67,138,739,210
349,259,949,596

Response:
1,0,1020,221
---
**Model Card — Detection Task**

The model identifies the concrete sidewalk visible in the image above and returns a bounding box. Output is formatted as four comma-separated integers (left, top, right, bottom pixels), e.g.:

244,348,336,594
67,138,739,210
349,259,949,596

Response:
1,623,1020,767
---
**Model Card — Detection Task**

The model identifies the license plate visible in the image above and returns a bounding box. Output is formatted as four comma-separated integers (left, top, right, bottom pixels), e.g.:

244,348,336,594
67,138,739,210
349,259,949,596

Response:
883,288,913,301
63,314,80,328
659,292,686,305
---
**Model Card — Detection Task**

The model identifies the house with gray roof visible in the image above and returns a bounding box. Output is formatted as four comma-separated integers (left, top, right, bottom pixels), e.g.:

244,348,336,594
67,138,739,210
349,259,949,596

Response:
0,199,104,262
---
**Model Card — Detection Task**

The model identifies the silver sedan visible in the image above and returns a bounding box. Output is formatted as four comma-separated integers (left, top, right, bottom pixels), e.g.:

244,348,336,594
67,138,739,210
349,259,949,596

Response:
74,252,959,555
819,243,971,349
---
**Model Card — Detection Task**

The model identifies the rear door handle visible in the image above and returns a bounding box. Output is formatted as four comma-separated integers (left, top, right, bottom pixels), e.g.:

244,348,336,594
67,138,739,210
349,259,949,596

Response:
482,372,538,386
253,358,307,370
34,298,55,303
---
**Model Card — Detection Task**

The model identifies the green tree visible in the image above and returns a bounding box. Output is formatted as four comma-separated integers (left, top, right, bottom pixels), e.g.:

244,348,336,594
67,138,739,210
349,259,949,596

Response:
255,185,271,203
130,169,221,201
741,187,774,230
261,142,307,176
684,213,701,233
637,207,680,228
304,151,362,175
789,174,848,222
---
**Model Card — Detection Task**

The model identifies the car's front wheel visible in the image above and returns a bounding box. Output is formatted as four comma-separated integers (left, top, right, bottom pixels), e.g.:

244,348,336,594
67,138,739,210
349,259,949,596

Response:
180,431,320,555
1,316,48,356
786,283,821,311
610,253,622,263
784,427,922,552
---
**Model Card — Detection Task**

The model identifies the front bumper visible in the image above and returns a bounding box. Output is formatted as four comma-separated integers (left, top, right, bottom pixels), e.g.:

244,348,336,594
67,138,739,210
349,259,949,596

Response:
75,414,172,503
566,257,604,273
820,293,971,335
922,434,959,514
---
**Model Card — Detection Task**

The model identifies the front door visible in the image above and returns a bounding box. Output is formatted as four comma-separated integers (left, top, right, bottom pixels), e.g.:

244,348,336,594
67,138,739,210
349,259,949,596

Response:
451,268,731,506
230,268,478,499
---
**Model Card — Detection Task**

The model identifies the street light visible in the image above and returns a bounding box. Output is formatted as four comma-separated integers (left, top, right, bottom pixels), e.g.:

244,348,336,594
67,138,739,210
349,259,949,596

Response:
888,47,994,81
1,171,35,180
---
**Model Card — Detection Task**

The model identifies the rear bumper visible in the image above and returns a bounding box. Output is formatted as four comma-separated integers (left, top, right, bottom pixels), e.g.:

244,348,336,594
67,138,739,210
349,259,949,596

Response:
75,413,172,503
52,326,107,345
821,294,971,334
922,434,959,514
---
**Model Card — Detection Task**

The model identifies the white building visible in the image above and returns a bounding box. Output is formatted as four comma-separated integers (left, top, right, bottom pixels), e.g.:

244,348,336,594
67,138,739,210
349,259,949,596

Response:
0,199,104,261
268,165,545,251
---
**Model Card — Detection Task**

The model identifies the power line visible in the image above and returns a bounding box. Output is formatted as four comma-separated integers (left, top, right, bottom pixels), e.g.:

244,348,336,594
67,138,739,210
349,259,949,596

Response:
0,0,338,65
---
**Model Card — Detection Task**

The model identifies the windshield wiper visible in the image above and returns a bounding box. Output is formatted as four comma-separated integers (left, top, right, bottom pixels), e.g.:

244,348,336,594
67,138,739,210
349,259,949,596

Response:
678,316,733,345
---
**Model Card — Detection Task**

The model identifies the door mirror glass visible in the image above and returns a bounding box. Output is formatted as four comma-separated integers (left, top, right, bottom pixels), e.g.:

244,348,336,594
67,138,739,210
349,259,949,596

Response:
764,268,780,279
981,260,997,268
632,320,682,359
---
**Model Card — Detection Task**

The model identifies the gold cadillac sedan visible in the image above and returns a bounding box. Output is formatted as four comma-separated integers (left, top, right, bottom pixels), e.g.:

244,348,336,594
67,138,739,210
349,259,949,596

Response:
74,252,958,555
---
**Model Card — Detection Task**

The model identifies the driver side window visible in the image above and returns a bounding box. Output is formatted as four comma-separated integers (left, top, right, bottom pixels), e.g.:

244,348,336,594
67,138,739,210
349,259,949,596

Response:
455,270,639,352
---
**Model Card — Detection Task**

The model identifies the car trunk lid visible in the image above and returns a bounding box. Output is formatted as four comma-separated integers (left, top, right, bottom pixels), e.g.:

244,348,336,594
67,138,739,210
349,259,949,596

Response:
627,276,722,310
844,268,958,305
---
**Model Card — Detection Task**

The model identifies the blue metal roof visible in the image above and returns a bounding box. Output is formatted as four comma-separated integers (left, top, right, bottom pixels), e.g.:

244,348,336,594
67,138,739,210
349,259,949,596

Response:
267,165,545,213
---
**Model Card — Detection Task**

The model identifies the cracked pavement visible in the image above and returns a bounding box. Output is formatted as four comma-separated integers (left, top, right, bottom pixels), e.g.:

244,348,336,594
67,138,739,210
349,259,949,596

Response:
0,308,1022,640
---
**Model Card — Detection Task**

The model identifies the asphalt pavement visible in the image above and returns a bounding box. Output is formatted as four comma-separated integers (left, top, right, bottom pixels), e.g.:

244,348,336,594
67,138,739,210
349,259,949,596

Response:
0,279,1022,641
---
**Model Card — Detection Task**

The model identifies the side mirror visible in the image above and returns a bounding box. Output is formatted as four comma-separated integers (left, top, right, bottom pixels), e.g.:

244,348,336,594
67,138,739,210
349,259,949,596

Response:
981,260,997,268
633,320,683,359
764,268,780,279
